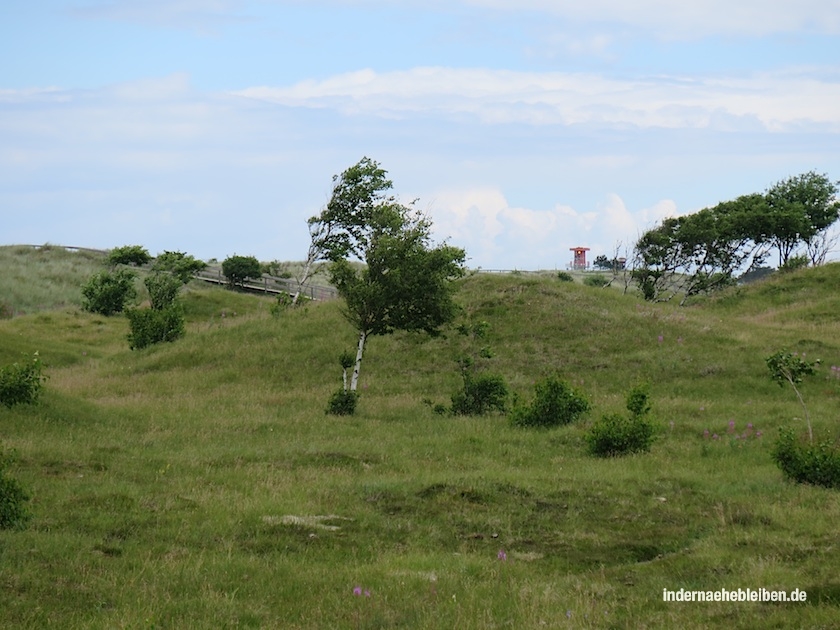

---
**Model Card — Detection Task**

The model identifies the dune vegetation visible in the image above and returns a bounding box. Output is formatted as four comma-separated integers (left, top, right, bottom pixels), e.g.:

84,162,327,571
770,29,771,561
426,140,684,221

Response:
1,245,839,628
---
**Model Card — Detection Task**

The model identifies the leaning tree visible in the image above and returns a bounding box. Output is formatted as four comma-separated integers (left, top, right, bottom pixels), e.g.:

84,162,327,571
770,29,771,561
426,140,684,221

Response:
311,158,466,395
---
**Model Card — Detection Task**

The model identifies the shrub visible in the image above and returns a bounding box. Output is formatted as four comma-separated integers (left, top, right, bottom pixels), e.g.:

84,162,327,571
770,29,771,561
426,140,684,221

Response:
126,306,186,350
269,293,293,317
326,389,359,416
556,271,574,282
0,448,31,530
222,255,262,288
583,273,609,288
511,375,589,428
144,272,182,311
0,354,47,408
450,373,509,416
778,254,809,274
81,269,137,316
772,428,840,489
152,251,207,284
108,245,151,267
586,385,656,457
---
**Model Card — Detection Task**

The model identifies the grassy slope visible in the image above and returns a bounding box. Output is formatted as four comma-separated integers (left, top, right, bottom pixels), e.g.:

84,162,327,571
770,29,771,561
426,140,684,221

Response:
1,250,839,628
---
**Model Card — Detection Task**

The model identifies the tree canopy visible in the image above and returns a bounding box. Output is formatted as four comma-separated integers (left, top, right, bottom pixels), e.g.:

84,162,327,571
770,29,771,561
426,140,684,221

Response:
314,158,466,395
632,172,839,302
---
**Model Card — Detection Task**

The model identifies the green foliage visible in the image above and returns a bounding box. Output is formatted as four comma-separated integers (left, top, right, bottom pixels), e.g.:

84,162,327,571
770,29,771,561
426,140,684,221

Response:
81,268,137,316
222,255,262,288
0,353,46,408
144,272,182,311
450,373,509,416
326,389,359,415
633,172,839,302
126,306,186,350
778,254,809,273
107,245,151,267
269,292,293,317
626,383,652,418
152,251,207,284
511,375,589,428
773,428,840,489
767,349,819,441
0,448,31,530
323,158,466,392
583,273,609,287
556,271,574,282
586,385,656,457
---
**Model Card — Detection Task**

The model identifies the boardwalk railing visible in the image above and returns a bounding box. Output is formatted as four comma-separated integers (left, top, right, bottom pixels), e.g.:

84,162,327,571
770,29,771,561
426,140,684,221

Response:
193,269,339,301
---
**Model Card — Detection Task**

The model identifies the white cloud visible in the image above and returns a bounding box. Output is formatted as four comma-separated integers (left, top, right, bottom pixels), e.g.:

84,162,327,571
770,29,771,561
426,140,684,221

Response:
270,0,840,38
425,187,684,269
234,66,840,131
464,0,840,38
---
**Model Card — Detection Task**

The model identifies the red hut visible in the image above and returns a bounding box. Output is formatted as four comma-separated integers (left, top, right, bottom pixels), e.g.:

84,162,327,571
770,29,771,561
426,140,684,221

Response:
569,246,590,270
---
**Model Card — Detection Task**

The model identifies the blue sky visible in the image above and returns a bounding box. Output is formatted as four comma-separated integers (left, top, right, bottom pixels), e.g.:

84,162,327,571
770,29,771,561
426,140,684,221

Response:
2,1,839,269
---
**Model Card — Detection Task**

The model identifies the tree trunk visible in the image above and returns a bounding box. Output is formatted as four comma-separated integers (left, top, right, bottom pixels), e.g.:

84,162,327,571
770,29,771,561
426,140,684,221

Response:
349,330,367,392
292,258,314,306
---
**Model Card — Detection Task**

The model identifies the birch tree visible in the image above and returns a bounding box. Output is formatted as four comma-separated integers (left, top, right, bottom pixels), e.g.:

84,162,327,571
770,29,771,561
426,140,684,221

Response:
317,158,465,396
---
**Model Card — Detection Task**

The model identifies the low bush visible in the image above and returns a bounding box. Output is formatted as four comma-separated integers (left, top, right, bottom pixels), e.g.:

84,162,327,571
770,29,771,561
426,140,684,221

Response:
0,354,46,408
222,255,262,288
81,269,137,316
145,272,182,311
152,251,207,283
108,245,151,267
772,428,840,489
126,306,186,350
583,273,610,288
587,413,656,457
450,373,509,416
586,385,656,456
556,271,574,282
326,389,359,416
511,375,589,428
0,448,31,530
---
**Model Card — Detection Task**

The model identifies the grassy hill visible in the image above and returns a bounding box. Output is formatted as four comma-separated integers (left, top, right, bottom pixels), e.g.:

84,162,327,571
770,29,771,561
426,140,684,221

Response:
1,247,839,628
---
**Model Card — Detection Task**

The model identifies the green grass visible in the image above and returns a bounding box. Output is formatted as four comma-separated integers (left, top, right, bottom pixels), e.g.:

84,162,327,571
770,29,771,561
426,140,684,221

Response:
1,249,840,628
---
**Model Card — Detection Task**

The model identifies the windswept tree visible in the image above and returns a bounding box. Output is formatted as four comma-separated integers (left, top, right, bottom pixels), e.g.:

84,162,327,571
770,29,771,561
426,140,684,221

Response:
317,158,466,395
632,172,839,303
293,157,395,305
762,171,840,267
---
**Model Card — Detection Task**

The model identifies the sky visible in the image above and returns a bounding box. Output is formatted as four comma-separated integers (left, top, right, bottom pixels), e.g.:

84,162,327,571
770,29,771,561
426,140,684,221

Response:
2,1,839,270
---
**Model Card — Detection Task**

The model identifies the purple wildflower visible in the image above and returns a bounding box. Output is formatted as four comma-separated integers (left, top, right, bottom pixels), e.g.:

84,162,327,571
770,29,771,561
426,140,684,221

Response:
657,335,664,343
353,586,362,596
497,549,507,561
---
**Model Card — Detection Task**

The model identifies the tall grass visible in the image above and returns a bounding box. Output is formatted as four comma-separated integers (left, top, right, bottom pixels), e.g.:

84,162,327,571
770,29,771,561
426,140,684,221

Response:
1,251,840,628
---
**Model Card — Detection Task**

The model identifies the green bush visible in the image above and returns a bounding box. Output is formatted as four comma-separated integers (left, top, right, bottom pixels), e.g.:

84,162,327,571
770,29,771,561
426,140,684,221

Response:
778,254,809,274
583,273,609,287
126,306,186,350
152,251,207,284
450,373,509,416
556,271,574,282
587,413,656,457
81,269,137,316
0,448,31,530
511,375,589,428
0,354,47,408
772,428,840,489
326,389,359,416
144,272,182,311
222,255,262,288
586,385,656,457
108,245,151,267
